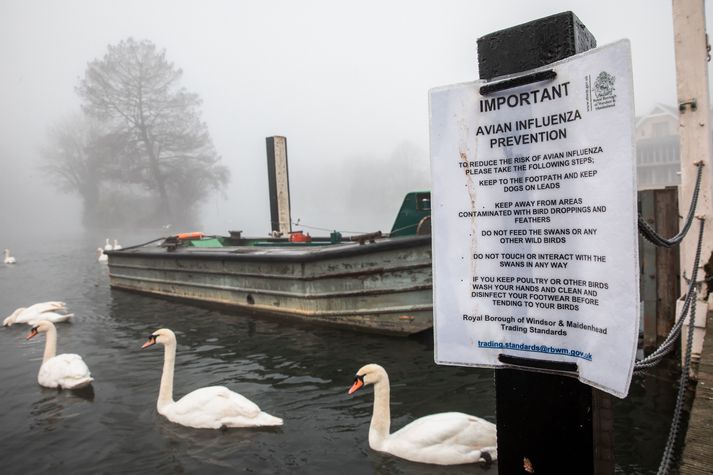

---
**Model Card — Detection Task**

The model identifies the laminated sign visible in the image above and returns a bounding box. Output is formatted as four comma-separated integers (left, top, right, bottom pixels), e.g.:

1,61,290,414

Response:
429,40,639,398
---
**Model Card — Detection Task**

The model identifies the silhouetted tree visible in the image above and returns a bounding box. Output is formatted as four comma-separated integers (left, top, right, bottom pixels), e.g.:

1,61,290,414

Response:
40,114,107,226
77,38,228,224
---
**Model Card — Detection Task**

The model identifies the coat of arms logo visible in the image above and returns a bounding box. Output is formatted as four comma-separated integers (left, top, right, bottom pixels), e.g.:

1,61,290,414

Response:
594,71,615,99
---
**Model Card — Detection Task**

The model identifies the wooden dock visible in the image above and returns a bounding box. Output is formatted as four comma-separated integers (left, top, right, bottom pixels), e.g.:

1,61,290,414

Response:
679,308,713,474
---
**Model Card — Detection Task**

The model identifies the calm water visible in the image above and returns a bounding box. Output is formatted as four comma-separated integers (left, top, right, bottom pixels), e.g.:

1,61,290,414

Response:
0,233,680,474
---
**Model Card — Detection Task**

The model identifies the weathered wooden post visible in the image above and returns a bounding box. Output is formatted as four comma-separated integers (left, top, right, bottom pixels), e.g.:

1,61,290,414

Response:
672,0,713,373
265,136,292,236
430,11,639,475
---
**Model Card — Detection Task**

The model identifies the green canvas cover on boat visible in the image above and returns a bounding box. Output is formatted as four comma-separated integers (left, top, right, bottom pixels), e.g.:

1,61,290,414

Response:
188,238,224,247
390,192,431,237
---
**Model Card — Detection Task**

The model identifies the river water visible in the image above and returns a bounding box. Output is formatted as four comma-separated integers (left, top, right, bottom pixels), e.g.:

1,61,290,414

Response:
0,233,680,474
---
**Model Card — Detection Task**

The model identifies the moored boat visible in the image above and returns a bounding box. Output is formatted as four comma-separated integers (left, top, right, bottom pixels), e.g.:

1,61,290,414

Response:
107,192,433,335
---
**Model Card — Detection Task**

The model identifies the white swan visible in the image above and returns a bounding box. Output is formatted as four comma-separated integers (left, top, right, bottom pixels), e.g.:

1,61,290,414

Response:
26,320,93,389
4,248,16,264
8,310,73,326
113,239,122,250
3,301,68,327
104,238,113,251
348,364,497,465
97,248,108,262
142,328,283,429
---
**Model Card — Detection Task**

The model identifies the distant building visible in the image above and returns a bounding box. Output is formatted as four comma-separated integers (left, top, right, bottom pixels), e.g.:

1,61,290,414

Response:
635,104,680,190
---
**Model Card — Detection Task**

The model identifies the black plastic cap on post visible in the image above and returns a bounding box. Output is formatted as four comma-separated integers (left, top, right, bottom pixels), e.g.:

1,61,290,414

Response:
477,11,596,80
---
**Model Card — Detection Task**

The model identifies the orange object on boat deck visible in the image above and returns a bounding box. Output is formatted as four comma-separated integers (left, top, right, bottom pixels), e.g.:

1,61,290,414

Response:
176,232,205,240
289,231,311,243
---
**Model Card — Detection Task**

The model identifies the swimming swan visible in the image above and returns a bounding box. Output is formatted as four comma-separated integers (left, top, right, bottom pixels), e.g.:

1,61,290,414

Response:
104,238,113,251
348,363,497,465
26,320,93,389
8,310,73,326
97,248,108,262
142,328,283,429
4,249,16,264
3,301,69,327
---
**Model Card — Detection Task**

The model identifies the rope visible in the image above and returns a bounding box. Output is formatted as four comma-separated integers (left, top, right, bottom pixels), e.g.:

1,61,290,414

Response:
269,218,372,236
638,162,704,248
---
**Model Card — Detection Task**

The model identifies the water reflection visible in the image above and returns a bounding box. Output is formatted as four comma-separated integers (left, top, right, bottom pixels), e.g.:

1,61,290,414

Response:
30,387,94,433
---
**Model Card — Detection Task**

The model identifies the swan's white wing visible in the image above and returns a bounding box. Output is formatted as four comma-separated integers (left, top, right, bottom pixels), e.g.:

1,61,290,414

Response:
164,386,268,429
25,302,67,314
25,312,73,325
386,412,497,464
38,354,93,389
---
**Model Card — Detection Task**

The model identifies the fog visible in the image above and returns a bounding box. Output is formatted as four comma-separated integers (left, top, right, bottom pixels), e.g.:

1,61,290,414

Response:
0,0,711,243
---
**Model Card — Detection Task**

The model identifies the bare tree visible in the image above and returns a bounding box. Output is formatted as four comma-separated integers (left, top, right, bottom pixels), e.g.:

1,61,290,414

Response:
77,38,228,224
40,114,107,226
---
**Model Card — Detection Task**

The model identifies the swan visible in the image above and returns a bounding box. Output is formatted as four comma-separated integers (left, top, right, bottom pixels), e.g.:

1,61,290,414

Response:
3,301,68,327
142,328,283,429
97,248,108,262
348,364,497,465
113,239,122,250
4,249,16,264
104,238,113,251
6,310,73,326
26,320,93,389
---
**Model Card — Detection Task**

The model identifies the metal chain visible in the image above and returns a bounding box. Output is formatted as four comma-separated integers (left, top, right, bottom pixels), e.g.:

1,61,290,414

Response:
657,285,698,475
634,218,705,372
638,162,704,248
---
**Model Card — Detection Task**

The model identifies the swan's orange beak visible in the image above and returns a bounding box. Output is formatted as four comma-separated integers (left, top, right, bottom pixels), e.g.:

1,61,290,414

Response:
142,334,158,349
348,375,364,395
25,328,38,340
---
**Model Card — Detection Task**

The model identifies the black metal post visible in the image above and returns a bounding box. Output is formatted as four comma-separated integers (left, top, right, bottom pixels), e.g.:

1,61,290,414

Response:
477,12,613,474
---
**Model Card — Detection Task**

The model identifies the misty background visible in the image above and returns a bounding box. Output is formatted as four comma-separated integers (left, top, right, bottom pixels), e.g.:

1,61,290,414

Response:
1,0,711,244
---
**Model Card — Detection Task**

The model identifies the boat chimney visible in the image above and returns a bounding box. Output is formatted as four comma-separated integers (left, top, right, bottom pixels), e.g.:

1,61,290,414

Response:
265,136,292,236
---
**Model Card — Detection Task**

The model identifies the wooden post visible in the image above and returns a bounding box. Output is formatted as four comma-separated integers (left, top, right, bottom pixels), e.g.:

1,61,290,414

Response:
672,0,713,372
639,190,658,351
265,136,292,236
477,12,613,474
639,188,680,352
654,188,680,343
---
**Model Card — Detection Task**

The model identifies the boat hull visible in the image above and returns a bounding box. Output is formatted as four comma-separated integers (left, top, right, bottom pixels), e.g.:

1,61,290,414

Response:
107,236,433,335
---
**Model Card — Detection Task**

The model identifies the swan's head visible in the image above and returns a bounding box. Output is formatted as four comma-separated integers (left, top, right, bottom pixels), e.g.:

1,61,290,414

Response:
141,328,176,348
25,320,55,339
348,363,388,395
3,308,25,327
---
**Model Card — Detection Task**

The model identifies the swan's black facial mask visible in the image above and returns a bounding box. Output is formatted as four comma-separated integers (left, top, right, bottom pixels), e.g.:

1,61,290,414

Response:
141,334,158,348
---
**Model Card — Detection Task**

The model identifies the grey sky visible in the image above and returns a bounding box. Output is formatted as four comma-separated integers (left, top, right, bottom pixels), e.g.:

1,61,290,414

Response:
0,0,710,240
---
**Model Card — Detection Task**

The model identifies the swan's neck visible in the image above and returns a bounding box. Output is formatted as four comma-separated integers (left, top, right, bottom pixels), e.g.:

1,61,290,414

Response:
158,341,176,410
369,376,391,449
42,326,58,363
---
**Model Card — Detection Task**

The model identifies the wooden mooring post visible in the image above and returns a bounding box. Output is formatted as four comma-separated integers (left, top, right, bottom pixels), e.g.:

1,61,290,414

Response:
638,188,680,352
477,12,614,474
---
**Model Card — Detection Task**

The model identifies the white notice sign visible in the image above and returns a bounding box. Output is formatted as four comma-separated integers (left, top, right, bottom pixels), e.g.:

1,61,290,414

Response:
429,40,639,398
